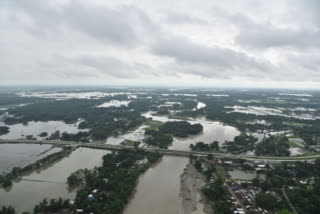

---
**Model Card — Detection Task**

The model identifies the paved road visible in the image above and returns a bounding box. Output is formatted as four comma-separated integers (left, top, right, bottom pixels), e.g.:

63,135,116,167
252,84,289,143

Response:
1,139,320,162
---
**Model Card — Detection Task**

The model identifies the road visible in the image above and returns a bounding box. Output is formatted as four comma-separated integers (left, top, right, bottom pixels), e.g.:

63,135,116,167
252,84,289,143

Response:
282,187,299,214
1,139,320,162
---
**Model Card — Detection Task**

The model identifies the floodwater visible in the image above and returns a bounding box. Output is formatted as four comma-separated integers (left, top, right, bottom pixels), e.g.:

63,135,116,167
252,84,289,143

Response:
0,147,109,213
105,111,239,150
105,125,148,145
17,91,142,100
0,121,83,140
123,156,188,214
197,102,206,109
142,112,240,150
229,169,265,181
0,143,61,175
97,100,131,108
227,105,319,120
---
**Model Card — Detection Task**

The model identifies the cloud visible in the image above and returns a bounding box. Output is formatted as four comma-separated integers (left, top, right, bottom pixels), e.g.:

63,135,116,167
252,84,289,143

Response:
166,12,208,25
73,55,148,79
230,13,320,50
151,36,274,79
7,0,154,47
1,0,320,87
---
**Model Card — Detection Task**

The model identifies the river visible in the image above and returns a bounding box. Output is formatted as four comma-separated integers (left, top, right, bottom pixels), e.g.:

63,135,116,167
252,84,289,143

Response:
123,156,189,214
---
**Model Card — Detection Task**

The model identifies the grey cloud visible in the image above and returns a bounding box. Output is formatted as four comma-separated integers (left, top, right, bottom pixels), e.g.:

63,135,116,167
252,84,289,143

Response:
229,13,320,50
73,55,150,79
8,0,154,46
166,12,208,25
151,36,274,79
237,27,320,50
2,0,320,86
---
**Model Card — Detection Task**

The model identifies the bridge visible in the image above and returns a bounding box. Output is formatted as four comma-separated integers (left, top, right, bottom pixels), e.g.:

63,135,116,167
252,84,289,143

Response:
1,139,320,162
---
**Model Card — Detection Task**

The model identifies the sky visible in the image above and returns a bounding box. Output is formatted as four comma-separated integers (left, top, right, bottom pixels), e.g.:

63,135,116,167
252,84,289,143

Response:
1,0,320,88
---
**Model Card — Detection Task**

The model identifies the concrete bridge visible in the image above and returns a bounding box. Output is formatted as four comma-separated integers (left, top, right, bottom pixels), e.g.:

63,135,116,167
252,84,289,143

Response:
1,139,320,162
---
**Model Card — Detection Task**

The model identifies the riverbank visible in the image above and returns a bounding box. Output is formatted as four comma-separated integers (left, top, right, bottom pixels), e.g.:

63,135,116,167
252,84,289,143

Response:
180,163,213,214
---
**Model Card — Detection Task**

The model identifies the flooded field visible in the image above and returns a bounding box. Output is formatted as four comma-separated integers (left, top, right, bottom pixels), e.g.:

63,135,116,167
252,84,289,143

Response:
0,147,109,213
17,91,142,100
123,156,189,214
229,169,265,181
0,143,61,175
0,121,83,140
227,105,319,120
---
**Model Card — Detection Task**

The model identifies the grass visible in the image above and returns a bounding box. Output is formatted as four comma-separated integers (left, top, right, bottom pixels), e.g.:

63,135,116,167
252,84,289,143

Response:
215,165,228,179
144,120,163,130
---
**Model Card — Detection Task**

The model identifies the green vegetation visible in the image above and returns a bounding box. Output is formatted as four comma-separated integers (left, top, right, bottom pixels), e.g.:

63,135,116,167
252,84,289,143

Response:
202,178,232,214
0,206,15,214
33,198,71,214
224,133,257,153
6,97,148,140
255,193,278,210
35,149,162,214
215,165,227,180
256,136,290,156
158,121,203,137
190,141,220,151
145,121,203,148
144,120,163,130
253,159,320,214
38,132,48,137
67,169,85,187
0,126,9,135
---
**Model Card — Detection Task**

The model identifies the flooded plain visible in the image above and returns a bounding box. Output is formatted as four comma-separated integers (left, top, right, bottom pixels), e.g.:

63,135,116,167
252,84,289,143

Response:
0,121,83,140
105,112,239,150
0,143,61,175
227,105,320,120
0,147,109,213
105,125,148,145
142,112,240,150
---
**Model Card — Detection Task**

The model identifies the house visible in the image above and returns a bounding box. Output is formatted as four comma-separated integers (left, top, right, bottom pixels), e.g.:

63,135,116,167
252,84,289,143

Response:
88,194,95,201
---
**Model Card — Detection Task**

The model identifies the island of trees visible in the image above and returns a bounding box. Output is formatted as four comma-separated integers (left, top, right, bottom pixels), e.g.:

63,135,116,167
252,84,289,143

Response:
0,126,9,135
145,121,203,148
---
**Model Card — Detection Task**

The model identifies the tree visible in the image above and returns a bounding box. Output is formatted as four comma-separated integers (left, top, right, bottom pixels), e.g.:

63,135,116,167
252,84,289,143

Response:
0,206,15,214
256,193,277,210
195,160,202,171
211,141,220,150
278,210,293,214
2,178,12,187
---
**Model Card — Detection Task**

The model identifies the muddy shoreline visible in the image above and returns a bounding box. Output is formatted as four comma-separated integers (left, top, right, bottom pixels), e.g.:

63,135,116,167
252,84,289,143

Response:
180,163,213,214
